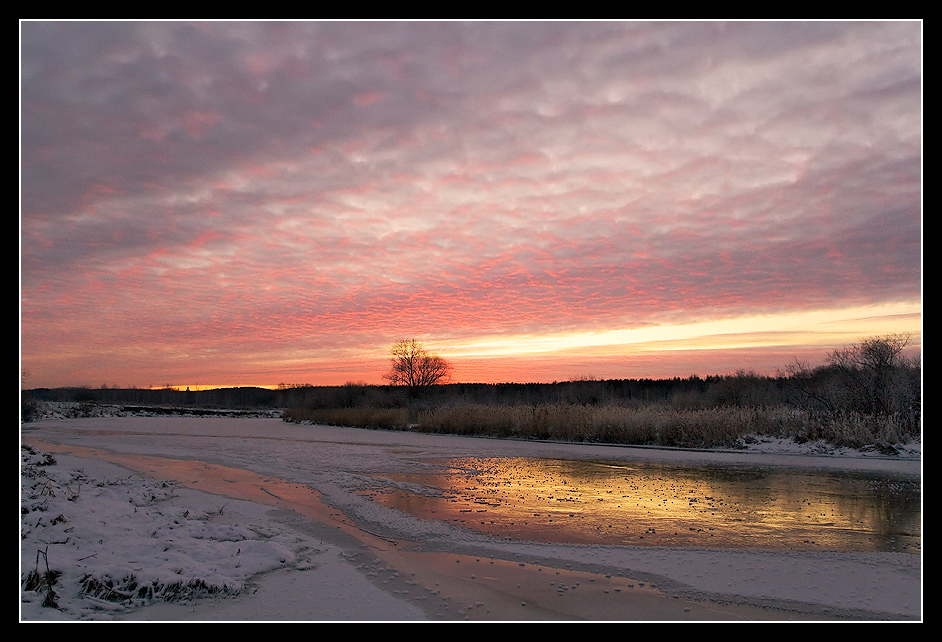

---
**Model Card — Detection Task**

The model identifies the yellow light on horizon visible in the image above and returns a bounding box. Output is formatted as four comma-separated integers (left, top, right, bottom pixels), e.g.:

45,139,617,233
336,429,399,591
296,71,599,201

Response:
435,302,921,360
167,301,920,388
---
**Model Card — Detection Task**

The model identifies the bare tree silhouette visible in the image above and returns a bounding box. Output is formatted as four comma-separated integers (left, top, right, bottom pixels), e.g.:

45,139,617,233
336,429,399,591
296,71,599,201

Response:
383,339,453,398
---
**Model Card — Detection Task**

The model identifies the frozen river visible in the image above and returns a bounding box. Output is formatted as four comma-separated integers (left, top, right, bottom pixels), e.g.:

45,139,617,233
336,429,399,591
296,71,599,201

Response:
21,415,922,621
376,457,920,553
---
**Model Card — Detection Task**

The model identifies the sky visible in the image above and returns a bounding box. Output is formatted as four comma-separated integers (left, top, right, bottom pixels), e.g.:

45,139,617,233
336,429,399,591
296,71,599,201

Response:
20,20,922,389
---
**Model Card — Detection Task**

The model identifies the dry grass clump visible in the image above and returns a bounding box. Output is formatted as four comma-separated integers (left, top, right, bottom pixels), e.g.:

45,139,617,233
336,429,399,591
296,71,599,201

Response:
411,403,807,449
284,403,910,448
80,573,240,604
284,399,916,450
24,548,61,608
795,410,915,449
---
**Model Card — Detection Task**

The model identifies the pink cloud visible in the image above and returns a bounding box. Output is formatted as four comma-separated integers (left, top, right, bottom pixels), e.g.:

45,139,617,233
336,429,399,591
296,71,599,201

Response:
353,91,386,107
20,22,921,388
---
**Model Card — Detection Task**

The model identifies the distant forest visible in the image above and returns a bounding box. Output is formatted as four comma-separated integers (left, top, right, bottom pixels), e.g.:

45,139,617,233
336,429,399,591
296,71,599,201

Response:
22,336,921,450
23,373,842,412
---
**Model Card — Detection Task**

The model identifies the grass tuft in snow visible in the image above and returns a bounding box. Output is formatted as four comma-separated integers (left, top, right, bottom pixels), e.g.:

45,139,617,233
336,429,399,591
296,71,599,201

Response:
79,573,240,604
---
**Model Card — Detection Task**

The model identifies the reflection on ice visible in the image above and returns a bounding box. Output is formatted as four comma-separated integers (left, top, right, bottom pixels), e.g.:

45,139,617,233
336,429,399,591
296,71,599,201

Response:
373,458,920,553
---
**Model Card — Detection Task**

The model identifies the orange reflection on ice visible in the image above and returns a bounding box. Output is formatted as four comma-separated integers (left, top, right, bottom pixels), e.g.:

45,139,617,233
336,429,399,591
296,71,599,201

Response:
372,458,920,553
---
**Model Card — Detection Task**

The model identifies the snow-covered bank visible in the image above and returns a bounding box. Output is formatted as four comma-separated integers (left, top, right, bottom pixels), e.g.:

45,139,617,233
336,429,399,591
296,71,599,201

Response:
21,414,921,621
20,449,425,621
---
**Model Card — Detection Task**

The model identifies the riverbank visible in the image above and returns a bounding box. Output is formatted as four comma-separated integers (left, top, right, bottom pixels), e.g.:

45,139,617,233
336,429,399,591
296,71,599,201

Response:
21,416,921,621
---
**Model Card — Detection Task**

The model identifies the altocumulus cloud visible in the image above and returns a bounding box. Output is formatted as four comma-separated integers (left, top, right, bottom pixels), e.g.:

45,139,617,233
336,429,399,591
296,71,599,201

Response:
20,21,921,387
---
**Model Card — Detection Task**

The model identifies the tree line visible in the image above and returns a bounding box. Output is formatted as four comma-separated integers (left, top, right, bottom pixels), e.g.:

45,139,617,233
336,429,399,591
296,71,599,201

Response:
23,335,920,447
281,334,920,449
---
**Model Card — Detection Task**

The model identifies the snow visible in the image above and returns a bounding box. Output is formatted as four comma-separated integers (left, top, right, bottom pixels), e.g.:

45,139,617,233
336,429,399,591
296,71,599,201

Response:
20,450,424,621
20,406,922,622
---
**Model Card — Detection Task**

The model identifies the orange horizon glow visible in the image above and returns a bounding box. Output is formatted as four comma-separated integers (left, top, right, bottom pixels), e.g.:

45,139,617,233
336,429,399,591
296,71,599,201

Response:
433,302,922,359
54,301,919,392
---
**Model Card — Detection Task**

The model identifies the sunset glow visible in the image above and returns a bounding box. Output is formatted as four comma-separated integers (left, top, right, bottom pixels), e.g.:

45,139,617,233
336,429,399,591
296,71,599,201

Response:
441,303,923,358
20,21,922,389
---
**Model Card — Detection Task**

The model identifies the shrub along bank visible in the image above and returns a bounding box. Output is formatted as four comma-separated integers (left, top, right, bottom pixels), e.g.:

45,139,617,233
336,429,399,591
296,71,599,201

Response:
283,336,921,450
26,336,921,451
